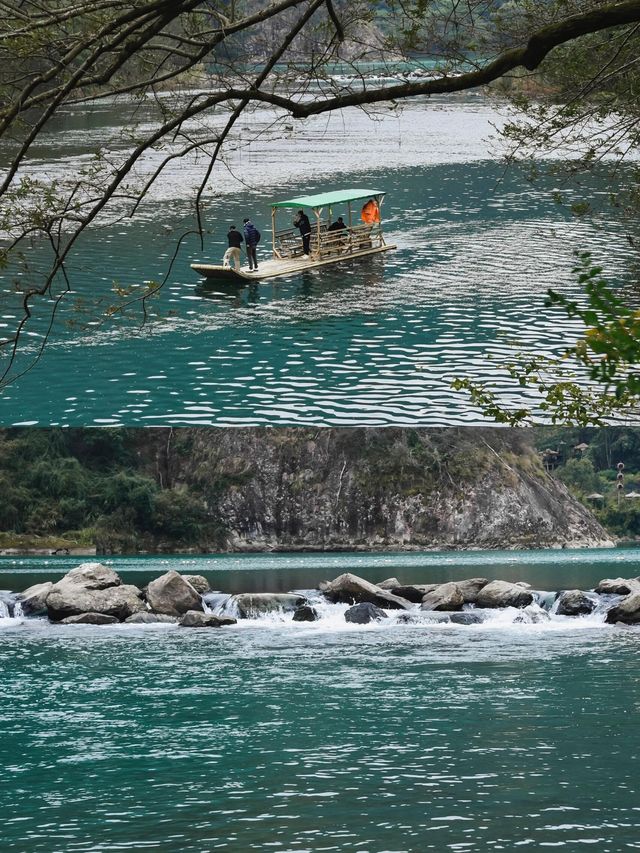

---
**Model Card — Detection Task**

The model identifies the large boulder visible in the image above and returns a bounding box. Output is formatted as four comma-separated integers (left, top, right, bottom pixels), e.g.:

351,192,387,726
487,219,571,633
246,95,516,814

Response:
555,589,596,616
456,578,489,604
476,580,533,609
292,604,319,622
19,582,53,616
182,575,210,595
124,613,177,624
232,593,306,619
421,582,464,611
344,603,388,624
60,613,119,625
605,592,640,625
179,610,237,628
61,563,121,590
322,573,412,610
596,577,640,596
145,571,203,617
47,582,146,622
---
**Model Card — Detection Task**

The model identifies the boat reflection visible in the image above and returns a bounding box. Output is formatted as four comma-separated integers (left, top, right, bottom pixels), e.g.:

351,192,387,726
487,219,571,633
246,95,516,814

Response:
194,254,388,308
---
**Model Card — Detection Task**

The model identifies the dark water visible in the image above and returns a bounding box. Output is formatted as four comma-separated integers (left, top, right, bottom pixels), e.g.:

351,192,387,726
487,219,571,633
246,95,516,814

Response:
0,97,633,426
1,548,640,850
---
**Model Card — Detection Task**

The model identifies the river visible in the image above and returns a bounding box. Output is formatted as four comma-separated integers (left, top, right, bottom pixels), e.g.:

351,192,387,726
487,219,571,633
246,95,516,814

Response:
1,548,639,850
0,94,634,426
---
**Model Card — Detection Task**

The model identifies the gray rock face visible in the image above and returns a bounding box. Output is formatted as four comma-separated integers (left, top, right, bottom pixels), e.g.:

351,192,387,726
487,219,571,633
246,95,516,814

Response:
605,592,640,625
456,578,490,603
322,573,412,610
19,582,53,616
179,610,237,628
377,578,402,589
556,589,596,616
596,577,640,596
292,604,319,622
344,602,388,624
421,582,464,612
62,563,121,590
60,612,118,625
47,582,146,622
232,593,306,619
476,580,534,609
145,571,203,617
182,575,210,595
124,613,177,624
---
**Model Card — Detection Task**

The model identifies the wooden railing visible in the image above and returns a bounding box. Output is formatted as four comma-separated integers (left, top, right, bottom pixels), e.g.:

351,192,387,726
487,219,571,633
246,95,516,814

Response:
273,222,385,260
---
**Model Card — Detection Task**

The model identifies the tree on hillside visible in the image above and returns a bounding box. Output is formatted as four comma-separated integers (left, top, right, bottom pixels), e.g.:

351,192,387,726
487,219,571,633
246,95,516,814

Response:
1,0,640,390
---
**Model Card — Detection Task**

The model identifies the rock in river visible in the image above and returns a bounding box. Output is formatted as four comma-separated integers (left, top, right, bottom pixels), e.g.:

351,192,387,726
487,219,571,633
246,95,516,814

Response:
421,582,464,612
344,603,388,624
322,573,412,610
555,589,596,616
145,571,203,617
605,592,640,625
46,566,145,622
19,582,53,616
60,612,119,625
182,575,210,595
388,584,438,603
595,577,640,596
456,578,489,604
62,562,121,590
292,604,319,622
124,613,177,624
232,593,306,619
476,580,533,609
179,610,237,628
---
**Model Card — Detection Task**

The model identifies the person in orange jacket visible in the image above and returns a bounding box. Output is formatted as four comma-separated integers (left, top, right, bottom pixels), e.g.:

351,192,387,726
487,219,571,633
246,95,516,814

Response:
361,198,380,224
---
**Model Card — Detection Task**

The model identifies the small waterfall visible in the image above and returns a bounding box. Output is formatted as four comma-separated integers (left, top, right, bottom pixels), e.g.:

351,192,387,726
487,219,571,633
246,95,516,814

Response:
12,601,24,618
203,592,233,616
0,600,10,619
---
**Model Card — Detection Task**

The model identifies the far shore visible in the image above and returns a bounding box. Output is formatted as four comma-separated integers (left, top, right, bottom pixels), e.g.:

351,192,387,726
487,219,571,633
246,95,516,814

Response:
0,541,629,558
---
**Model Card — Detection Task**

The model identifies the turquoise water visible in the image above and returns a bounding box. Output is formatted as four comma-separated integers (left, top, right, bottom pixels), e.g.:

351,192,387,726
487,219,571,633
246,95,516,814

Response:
1,549,640,850
2,545,640,593
0,97,634,426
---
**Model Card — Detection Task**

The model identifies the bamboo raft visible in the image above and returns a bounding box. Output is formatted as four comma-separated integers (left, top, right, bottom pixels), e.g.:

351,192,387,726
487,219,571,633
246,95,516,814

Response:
191,188,396,283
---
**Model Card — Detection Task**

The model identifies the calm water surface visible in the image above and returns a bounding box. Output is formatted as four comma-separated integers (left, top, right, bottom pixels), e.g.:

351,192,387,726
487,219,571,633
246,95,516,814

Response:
1,549,640,850
0,96,634,426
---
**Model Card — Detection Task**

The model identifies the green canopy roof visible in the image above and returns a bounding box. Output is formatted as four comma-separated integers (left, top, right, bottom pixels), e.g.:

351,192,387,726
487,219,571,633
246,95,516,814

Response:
272,189,385,209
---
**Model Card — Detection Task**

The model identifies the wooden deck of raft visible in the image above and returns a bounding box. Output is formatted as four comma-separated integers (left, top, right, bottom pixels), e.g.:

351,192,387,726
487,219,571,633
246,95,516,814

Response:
191,243,396,283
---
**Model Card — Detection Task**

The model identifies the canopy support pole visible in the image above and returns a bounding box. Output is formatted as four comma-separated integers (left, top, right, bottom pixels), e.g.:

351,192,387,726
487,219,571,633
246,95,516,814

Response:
271,207,276,259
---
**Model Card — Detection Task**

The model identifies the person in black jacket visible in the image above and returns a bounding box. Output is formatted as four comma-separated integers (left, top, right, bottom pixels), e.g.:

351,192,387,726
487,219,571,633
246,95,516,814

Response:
223,225,243,270
293,209,311,256
242,218,261,271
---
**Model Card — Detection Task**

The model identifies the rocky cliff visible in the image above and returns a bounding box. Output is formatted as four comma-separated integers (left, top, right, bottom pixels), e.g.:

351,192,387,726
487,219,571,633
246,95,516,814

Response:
151,427,612,551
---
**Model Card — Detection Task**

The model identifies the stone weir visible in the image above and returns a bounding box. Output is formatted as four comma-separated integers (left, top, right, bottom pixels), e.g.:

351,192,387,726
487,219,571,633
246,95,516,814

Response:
4,563,640,629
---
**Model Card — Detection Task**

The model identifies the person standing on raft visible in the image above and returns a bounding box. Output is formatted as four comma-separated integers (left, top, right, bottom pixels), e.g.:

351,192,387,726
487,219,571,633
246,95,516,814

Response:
242,218,261,271
293,209,312,256
223,225,243,270
361,198,380,224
